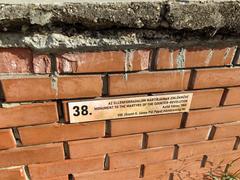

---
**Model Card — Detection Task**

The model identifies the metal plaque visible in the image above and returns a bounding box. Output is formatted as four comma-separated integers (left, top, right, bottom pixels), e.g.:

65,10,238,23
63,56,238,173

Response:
68,93,193,123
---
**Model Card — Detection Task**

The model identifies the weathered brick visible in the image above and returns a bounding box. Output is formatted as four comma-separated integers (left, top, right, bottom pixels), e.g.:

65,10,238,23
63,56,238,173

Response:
224,87,240,105
69,134,142,158
28,157,104,179
74,167,140,180
111,113,182,136
0,48,33,73
0,143,64,168
156,47,236,69
57,50,150,73
147,126,210,148
0,166,27,180
190,89,223,109
33,54,51,73
0,102,58,128
214,121,240,139
0,75,102,102
0,129,16,150
109,146,174,169
108,70,190,95
186,106,240,127
18,122,105,145
193,67,240,89
178,138,236,159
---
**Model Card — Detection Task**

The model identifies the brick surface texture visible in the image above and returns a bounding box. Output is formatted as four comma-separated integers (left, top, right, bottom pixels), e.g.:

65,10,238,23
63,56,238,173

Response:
0,47,240,180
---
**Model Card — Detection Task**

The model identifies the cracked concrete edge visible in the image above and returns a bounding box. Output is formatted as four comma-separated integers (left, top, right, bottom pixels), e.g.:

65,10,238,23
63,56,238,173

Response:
0,1,240,32
1,31,240,52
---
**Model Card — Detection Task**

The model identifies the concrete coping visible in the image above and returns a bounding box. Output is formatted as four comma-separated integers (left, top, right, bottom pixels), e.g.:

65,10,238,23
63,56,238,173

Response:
0,0,239,32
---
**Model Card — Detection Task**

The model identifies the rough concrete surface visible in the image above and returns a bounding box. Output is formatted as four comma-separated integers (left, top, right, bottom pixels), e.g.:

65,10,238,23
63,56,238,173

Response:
0,0,240,32
0,30,239,52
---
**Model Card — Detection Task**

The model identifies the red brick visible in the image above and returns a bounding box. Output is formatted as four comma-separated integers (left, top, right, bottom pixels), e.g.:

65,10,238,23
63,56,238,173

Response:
142,174,170,180
174,167,210,180
0,166,27,180
156,47,235,69
184,47,235,67
0,143,64,168
18,122,105,145
193,67,240,89
108,70,190,95
156,48,179,69
178,138,236,159
44,175,69,180
74,167,140,180
147,126,210,148
130,50,150,71
57,76,102,99
28,157,104,179
57,50,150,73
144,157,202,178
33,54,51,73
0,102,58,128
109,146,174,169
205,149,240,169
69,134,142,158
0,48,33,73
186,106,240,127
224,87,240,105
214,121,240,139
111,113,182,136
190,89,223,109
0,75,102,102
0,129,16,150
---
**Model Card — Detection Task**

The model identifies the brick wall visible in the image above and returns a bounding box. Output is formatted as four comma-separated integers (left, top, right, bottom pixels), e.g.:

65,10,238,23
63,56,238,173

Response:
1,46,240,180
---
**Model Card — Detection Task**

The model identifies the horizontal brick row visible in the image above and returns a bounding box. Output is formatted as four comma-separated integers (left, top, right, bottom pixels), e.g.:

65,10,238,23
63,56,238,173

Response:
0,75,102,102
2,68,240,103
109,67,240,96
156,47,236,69
2,47,237,74
0,88,227,130
0,143,64,168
